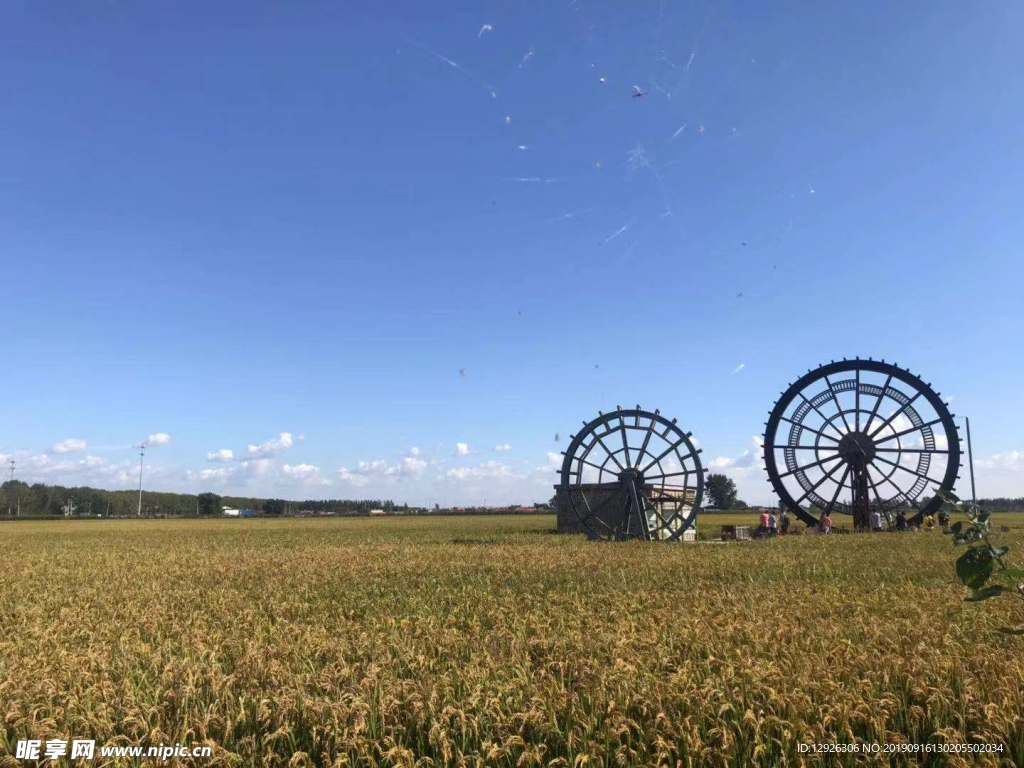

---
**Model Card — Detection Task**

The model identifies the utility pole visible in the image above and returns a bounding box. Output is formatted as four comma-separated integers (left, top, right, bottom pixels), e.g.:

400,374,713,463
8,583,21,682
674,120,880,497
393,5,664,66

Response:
7,458,14,517
965,417,978,508
137,443,146,518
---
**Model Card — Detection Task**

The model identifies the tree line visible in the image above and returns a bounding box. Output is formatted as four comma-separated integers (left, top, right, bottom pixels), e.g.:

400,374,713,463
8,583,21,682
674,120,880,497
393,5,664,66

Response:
701,474,1024,513
0,481,400,518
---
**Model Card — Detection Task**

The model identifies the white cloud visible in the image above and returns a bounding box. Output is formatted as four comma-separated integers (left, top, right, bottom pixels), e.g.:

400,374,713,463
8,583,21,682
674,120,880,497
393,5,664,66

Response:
282,463,325,484
709,436,762,470
705,437,772,505
146,433,171,446
731,363,745,375
247,432,294,458
1,449,165,490
200,467,232,481
336,452,428,487
977,451,1024,472
283,463,319,477
401,455,427,475
206,449,235,462
242,458,274,476
194,457,275,486
967,449,1024,499
409,446,421,456
446,461,513,480
0,441,572,507
534,452,564,477
52,438,87,454
455,442,470,456
890,413,913,434
336,466,370,487
494,443,512,452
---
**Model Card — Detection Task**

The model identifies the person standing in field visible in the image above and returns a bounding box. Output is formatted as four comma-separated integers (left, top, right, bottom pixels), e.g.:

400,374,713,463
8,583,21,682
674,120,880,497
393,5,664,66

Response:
768,511,778,536
895,510,908,531
870,509,883,532
780,509,790,535
819,511,832,534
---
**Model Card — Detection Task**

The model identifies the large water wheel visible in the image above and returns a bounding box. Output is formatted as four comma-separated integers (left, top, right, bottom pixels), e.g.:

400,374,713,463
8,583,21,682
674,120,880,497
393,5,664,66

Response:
763,359,961,527
557,406,704,540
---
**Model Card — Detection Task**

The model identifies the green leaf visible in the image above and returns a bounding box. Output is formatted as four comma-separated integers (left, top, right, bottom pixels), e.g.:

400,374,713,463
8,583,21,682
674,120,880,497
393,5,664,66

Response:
965,585,1006,602
1001,567,1024,580
956,546,994,589
957,530,976,545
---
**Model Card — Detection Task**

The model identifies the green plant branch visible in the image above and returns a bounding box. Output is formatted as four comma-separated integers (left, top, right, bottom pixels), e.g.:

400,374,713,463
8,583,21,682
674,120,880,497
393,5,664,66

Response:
941,490,1024,633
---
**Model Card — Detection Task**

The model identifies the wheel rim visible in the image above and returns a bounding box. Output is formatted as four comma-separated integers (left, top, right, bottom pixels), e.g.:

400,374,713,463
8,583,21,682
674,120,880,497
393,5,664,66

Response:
559,406,704,540
763,360,960,527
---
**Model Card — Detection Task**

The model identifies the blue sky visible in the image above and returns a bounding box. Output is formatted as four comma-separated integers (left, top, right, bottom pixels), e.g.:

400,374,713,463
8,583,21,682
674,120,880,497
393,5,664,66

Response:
2,1,1022,505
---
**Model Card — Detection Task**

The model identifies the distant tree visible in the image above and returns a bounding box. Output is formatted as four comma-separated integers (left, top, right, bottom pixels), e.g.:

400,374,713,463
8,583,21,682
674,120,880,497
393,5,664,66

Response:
706,473,738,510
2,480,26,516
197,492,221,516
263,498,286,516
0,482,414,518
733,500,748,510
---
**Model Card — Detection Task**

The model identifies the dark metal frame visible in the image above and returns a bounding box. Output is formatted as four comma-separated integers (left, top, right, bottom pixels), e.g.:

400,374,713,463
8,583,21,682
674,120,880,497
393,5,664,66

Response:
763,359,961,527
559,406,704,540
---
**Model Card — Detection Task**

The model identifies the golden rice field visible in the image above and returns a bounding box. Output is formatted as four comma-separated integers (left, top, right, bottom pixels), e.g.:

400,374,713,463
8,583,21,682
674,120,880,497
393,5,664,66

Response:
2,514,1024,767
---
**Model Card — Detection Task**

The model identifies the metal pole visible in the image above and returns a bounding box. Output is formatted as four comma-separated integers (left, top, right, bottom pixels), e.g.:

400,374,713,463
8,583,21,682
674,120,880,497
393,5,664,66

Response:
965,417,977,507
7,459,14,517
137,444,145,517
